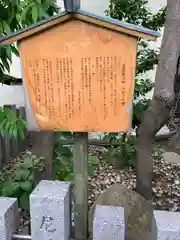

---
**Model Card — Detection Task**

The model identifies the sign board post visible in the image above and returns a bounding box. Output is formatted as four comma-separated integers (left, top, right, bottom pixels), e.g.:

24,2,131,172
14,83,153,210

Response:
0,0,160,239
73,132,88,239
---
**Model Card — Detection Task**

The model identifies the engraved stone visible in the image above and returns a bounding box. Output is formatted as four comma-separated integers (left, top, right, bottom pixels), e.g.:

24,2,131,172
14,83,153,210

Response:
89,184,157,240
0,197,19,240
93,205,125,240
30,180,71,240
154,210,180,239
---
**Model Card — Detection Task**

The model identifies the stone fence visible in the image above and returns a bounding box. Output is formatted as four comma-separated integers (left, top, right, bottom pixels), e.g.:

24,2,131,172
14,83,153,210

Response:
1,180,180,240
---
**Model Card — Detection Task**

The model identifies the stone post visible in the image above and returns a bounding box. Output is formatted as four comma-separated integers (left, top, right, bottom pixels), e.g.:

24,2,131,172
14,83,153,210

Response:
30,180,71,240
154,210,180,239
0,197,19,240
93,205,125,240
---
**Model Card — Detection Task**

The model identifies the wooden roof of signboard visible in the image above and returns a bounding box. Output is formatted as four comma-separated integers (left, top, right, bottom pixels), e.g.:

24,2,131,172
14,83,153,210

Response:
0,9,160,45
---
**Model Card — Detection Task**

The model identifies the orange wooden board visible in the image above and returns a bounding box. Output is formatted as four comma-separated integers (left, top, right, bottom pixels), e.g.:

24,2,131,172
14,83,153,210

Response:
19,20,137,132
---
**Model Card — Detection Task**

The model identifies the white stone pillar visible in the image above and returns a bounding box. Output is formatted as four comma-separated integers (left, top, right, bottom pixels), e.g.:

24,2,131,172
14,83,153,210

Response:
93,205,125,240
30,180,71,240
154,210,180,239
0,197,19,240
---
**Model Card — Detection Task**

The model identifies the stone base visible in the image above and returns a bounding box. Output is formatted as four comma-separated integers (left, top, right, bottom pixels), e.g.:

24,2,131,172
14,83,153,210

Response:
154,210,180,239
0,197,19,240
93,205,125,240
92,205,180,240
30,180,71,240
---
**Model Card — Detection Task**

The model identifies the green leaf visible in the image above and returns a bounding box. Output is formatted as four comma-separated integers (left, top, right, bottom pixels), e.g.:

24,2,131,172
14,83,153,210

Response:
12,125,18,137
88,156,99,165
1,181,19,196
0,22,3,34
64,173,74,181
2,21,11,34
32,5,38,23
21,158,33,169
16,120,25,139
19,181,33,192
5,46,12,61
20,119,28,128
55,144,73,158
13,169,30,181
38,6,50,18
88,166,94,177
8,124,15,137
11,45,19,56
2,58,10,72
19,192,29,211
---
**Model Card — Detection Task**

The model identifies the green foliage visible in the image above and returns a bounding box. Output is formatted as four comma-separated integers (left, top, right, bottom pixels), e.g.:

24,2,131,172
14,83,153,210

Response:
0,0,58,81
104,133,136,168
104,133,164,168
105,0,166,30
0,152,44,211
0,0,58,137
132,99,151,129
0,107,27,138
54,142,99,181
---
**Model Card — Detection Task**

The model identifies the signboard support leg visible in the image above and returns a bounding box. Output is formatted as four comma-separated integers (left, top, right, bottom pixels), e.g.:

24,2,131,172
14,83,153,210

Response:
73,132,88,240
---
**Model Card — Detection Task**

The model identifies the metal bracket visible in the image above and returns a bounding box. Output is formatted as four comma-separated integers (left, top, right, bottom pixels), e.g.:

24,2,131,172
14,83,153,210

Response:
64,0,80,12
12,234,31,240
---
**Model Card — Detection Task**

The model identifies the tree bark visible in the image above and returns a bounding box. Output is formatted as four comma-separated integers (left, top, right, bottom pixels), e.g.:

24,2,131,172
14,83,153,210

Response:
153,0,180,104
136,0,180,200
136,99,170,199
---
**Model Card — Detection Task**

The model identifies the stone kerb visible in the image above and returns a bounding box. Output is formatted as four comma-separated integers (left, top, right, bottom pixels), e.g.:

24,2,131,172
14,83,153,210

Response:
30,180,71,240
0,180,71,240
92,205,125,240
154,210,180,239
92,204,180,240
0,180,180,240
0,197,19,240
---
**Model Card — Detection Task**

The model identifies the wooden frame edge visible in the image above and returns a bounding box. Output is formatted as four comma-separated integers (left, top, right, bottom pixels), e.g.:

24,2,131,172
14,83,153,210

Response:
75,13,157,41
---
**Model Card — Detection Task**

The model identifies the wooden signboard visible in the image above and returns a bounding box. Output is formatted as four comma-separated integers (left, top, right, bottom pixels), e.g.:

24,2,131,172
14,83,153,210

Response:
19,20,136,132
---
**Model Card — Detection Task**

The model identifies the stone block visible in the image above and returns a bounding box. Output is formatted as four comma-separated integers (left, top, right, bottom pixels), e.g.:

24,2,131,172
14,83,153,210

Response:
154,210,180,239
30,180,71,240
0,197,19,240
93,205,125,240
89,184,156,240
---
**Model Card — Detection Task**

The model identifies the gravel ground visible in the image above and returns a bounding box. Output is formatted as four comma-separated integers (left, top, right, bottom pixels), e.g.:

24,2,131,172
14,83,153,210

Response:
88,146,180,212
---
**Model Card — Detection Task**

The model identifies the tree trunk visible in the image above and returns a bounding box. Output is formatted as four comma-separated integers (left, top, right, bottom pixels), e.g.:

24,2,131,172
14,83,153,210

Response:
136,99,170,199
136,0,180,200
153,0,180,104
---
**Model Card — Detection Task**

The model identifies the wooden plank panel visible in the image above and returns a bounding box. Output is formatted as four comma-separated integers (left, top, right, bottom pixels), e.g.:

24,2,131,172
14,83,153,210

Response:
75,13,157,41
20,20,137,132
0,135,6,167
4,134,11,164
31,131,54,181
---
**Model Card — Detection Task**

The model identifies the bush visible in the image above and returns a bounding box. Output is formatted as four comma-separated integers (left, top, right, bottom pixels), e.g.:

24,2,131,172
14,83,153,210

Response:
53,142,99,181
0,151,44,211
104,133,164,169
